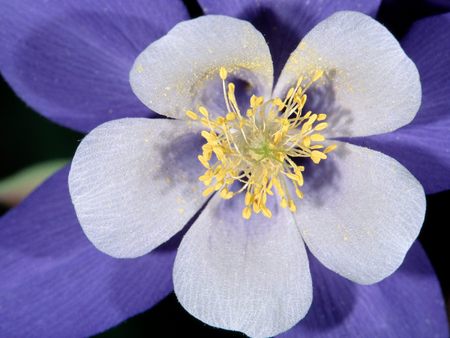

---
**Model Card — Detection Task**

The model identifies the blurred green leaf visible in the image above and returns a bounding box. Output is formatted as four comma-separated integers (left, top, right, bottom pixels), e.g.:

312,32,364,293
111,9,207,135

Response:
0,159,68,207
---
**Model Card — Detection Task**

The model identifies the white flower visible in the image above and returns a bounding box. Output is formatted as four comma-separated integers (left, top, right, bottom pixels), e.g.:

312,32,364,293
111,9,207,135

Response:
69,11,425,338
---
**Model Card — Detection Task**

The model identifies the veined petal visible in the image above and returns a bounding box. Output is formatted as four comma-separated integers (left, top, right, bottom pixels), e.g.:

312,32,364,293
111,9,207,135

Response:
0,167,175,338
173,194,312,338
198,0,381,79
130,15,273,120
350,13,450,194
0,0,189,133
296,142,425,284
275,11,421,138
69,118,206,258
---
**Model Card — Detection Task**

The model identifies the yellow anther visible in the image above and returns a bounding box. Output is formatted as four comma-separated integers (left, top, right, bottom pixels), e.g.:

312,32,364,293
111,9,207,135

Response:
315,122,328,131
288,200,297,212
202,149,212,161
310,133,325,142
286,87,295,100
219,189,231,199
227,82,235,94
198,155,210,169
286,172,303,186
324,144,337,154
219,67,228,80
308,114,318,124
273,98,285,110
199,106,209,117
253,200,261,213
213,147,225,161
250,95,258,108
214,182,223,191
201,130,213,142
245,192,253,205
226,112,236,121
295,170,304,186
273,131,283,145
202,185,216,197
216,116,225,125
311,150,327,164
272,178,285,197
202,144,213,153
312,69,324,82
317,113,327,121
199,173,213,185
250,95,264,108
242,207,252,219
303,136,311,147
281,198,288,209
295,188,304,199
299,94,307,107
186,110,199,120
301,116,317,133
262,207,272,218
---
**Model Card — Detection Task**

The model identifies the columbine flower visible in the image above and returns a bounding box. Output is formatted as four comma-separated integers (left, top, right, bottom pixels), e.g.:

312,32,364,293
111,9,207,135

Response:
68,12,426,337
0,1,448,337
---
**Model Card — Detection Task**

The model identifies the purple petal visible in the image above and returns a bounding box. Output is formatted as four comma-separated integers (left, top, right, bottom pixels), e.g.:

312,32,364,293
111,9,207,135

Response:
0,166,176,337
0,0,189,133
198,0,381,79
349,13,450,194
279,242,449,337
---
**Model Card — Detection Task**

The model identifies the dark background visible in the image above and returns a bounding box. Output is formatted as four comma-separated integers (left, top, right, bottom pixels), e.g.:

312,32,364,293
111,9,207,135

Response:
0,0,448,336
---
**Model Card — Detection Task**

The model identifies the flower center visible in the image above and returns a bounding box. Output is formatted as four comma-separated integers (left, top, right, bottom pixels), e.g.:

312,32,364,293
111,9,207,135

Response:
186,67,336,219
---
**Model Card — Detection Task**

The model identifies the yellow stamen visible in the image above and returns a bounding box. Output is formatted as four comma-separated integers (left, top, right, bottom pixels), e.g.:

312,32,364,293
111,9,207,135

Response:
199,106,209,117
324,144,338,154
187,67,336,219
219,67,228,80
242,206,252,219
315,122,328,131
226,112,237,121
186,110,199,120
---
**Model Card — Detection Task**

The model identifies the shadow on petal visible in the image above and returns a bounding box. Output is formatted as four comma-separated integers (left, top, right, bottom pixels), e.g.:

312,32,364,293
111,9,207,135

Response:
304,74,354,138
300,141,352,208
301,251,356,331
240,5,311,81
155,196,213,253
154,129,205,200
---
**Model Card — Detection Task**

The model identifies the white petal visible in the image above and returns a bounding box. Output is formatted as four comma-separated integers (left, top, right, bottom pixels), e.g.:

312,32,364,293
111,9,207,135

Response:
130,15,273,119
275,11,421,137
296,141,425,284
69,118,206,258
174,195,312,338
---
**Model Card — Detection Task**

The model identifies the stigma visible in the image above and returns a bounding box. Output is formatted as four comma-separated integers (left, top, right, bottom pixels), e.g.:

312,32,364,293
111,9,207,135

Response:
186,67,336,219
